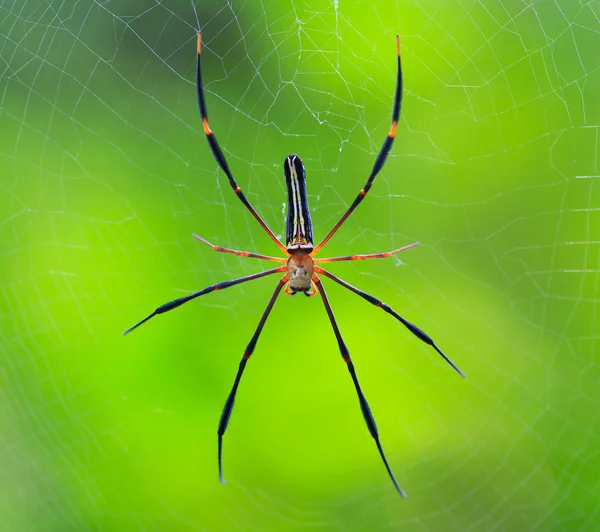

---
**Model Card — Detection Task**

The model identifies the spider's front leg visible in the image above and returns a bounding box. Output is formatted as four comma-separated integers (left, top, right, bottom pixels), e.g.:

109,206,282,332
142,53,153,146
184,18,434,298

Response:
312,274,407,498
218,275,288,483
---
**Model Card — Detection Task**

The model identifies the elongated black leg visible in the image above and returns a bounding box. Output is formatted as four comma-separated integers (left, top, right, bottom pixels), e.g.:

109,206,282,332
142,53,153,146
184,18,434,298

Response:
218,275,288,483
124,266,286,335
314,266,465,378
313,36,403,255
313,275,407,498
196,34,287,254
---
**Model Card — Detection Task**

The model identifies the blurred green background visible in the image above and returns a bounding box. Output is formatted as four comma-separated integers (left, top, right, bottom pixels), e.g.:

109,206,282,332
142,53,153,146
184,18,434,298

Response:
1,0,599,530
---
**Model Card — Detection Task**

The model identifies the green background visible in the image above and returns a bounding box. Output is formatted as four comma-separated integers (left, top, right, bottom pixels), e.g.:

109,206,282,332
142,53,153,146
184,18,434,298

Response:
1,0,599,530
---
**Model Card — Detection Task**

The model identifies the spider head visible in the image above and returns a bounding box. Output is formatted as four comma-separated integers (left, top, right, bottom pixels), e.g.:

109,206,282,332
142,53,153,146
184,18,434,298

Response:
286,254,314,294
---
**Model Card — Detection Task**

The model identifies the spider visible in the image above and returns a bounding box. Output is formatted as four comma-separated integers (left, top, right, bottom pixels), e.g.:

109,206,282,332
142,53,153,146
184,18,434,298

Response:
125,33,465,498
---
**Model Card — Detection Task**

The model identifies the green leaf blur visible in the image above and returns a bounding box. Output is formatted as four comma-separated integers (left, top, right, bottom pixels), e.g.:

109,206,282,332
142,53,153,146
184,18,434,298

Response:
1,1,598,530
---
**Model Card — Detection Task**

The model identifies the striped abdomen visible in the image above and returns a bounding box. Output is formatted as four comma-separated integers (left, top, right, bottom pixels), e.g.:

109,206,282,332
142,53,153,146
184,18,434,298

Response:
284,154,314,253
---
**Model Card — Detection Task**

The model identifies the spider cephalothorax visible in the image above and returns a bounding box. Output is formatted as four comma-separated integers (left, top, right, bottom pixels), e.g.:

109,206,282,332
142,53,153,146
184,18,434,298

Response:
126,33,464,498
286,253,314,294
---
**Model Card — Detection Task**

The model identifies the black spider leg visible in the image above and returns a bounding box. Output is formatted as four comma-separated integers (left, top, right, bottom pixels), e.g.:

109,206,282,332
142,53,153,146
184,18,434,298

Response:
218,275,288,483
313,274,407,498
313,36,402,255
124,266,286,335
196,34,287,254
315,266,465,378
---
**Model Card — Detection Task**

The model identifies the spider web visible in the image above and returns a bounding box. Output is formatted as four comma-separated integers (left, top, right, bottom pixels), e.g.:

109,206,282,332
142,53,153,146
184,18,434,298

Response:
1,0,599,530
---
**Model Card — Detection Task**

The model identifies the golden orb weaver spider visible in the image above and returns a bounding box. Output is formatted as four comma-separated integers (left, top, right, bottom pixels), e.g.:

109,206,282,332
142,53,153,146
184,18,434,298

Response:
125,33,465,498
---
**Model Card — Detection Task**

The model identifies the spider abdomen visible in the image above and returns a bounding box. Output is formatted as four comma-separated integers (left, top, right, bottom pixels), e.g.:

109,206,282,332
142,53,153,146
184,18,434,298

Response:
286,254,314,292
284,154,314,253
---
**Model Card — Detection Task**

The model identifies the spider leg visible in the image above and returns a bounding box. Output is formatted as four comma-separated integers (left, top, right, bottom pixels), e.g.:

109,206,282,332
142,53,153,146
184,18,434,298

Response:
124,266,286,335
193,234,286,263
314,266,465,378
313,274,407,498
196,34,287,254
305,280,318,297
313,36,402,255
314,242,418,264
218,275,288,483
